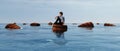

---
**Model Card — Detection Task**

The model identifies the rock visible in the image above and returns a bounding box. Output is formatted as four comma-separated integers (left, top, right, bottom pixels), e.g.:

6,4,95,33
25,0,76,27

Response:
30,23,40,26
104,23,115,26
48,22,53,25
78,22,94,27
52,24,67,32
5,23,21,29
23,23,27,25
96,23,100,25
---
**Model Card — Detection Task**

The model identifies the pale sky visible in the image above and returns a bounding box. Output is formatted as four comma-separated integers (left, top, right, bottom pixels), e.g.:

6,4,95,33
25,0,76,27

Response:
0,0,120,23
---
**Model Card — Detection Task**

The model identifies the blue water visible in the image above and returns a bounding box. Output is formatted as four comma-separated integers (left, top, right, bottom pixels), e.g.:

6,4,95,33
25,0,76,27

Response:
0,23,120,51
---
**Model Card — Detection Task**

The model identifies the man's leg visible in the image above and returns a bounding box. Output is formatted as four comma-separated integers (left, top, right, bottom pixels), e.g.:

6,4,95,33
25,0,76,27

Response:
54,17,60,24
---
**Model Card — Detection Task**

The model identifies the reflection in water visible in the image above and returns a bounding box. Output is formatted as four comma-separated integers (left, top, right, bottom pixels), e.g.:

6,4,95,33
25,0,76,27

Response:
52,31,67,45
80,27,94,30
54,32,64,38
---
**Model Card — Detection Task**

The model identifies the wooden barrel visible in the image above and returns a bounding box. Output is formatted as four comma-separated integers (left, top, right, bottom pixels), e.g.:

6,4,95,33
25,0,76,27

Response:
52,24,67,32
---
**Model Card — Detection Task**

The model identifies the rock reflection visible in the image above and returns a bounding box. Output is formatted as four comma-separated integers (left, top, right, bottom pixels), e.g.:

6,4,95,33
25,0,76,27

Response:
81,27,94,30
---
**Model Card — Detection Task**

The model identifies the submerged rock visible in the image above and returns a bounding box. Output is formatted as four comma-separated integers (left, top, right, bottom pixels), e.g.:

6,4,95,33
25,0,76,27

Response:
30,23,40,26
5,23,21,29
104,23,115,26
96,23,100,25
23,23,27,25
48,22,53,25
52,24,67,32
72,23,77,25
78,22,94,27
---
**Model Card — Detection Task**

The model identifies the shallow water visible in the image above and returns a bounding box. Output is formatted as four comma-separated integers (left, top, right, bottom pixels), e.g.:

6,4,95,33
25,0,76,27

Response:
0,23,120,51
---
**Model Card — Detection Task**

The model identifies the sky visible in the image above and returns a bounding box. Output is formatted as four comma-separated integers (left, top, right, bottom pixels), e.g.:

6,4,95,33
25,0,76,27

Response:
0,0,120,23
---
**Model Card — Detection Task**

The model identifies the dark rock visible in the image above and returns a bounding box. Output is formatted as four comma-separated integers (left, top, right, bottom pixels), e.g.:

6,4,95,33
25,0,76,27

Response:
78,22,94,27
48,22,53,25
96,23,100,25
5,23,21,29
30,23,40,26
104,23,115,26
23,23,27,25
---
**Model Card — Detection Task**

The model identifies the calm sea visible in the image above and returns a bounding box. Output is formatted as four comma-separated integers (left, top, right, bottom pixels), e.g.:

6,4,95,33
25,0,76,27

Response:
0,23,120,51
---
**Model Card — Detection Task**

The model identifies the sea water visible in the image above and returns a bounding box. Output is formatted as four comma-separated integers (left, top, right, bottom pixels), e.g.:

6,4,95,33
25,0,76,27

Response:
0,23,120,51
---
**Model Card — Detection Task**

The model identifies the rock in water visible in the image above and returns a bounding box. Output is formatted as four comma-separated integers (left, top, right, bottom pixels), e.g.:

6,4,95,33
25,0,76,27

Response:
48,22,53,25
30,23,40,26
52,24,67,32
23,23,27,25
104,23,115,26
96,23,100,25
78,22,94,27
5,23,21,29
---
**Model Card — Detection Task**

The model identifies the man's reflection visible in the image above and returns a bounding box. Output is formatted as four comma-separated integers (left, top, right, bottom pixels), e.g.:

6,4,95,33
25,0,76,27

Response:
54,31,64,38
52,31,67,45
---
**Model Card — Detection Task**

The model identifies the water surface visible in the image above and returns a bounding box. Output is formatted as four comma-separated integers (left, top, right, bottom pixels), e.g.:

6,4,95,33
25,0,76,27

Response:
0,23,120,51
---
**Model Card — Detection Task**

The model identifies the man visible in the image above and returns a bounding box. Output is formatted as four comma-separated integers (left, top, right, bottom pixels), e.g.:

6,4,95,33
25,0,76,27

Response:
54,12,65,25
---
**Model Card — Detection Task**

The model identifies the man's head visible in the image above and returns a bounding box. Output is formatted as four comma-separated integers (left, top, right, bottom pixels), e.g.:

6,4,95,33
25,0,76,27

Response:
59,12,63,16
